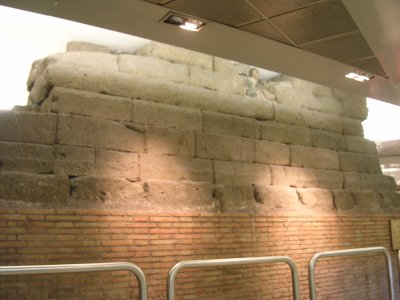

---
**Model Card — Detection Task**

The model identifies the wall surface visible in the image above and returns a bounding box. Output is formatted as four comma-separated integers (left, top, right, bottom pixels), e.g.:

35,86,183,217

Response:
0,41,399,299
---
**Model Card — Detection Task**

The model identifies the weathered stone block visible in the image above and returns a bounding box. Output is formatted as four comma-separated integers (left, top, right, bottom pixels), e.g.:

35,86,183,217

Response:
297,188,334,210
56,114,144,152
254,140,290,166
196,133,255,162
339,152,369,172
133,99,202,131
46,87,132,122
145,180,216,211
214,184,255,212
214,161,271,186
332,190,355,210
343,172,362,190
213,56,235,74
135,41,213,70
368,156,382,174
271,166,317,188
281,75,334,97
253,186,299,210
261,121,312,146
346,136,377,154
53,145,95,176
380,192,400,209
140,154,213,182
361,173,396,191
0,111,57,145
0,172,69,202
119,54,189,84
304,110,343,133
290,145,339,170
315,95,344,115
274,104,307,127
353,190,382,210
66,41,110,53
145,127,195,157
94,149,139,181
314,169,344,189
203,111,261,139
311,129,346,151
333,89,368,120
342,117,364,136
70,176,144,203
0,142,53,173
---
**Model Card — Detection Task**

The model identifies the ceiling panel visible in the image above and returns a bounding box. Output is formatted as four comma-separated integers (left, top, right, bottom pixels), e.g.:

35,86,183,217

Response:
164,0,261,27
350,57,387,78
270,0,358,45
247,0,322,17
239,20,292,44
144,0,170,4
301,31,374,63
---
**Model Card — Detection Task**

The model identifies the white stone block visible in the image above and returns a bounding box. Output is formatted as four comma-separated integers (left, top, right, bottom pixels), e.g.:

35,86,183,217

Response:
342,117,364,136
311,129,346,151
304,110,343,133
254,140,290,165
214,161,271,186
274,104,307,127
213,56,236,74
346,136,377,154
261,121,312,146
66,41,110,53
333,89,368,120
290,145,340,170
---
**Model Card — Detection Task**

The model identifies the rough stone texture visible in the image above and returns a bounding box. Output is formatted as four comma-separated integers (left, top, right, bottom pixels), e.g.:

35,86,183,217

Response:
119,54,189,84
145,180,216,211
333,89,368,120
261,121,312,146
290,145,339,170
271,166,317,188
361,174,396,192
214,184,255,212
56,114,144,152
342,117,364,136
0,111,57,145
213,56,235,74
311,129,346,151
304,110,343,133
274,104,307,127
188,65,245,95
44,87,132,122
339,152,369,173
196,133,255,162
203,111,261,139
53,145,95,176
253,186,300,210
254,140,290,165
70,176,145,204
133,99,202,131
353,190,382,210
332,190,355,210
346,136,377,154
0,172,69,203
66,41,110,53
343,172,362,190
135,41,213,70
145,127,195,157
0,142,53,174
368,156,382,174
94,149,139,181
140,154,213,183
314,169,344,189
214,161,271,186
297,188,334,210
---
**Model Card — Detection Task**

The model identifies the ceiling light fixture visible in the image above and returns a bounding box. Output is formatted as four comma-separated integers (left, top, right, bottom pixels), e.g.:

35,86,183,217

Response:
345,71,373,82
162,13,206,32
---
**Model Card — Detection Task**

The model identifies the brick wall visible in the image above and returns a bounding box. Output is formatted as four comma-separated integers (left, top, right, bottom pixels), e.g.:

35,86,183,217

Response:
0,209,398,299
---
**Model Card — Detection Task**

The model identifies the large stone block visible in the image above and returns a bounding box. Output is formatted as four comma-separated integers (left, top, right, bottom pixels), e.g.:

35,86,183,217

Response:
56,114,144,152
135,41,213,70
352,190,382,210
45,87,132,122
0,111,57,145
333,89,368,120
0,142,53,173
196,133,255,162
145,180,216,211
332,190,355,210
253,186,299,210
297,188,334,210
70,176,145,204
261,121,312,146
303,110,343,133
368,156,382,174
94,149,139,181
214,161,271,186
290,145,339,170
66,41,110,53
271,166,317,188
0,172,69,202
311,129,346,151
274,104,307,127
214,184,255,212
342,117,364,136
133,99,202,131
361,174,396,191
254,140,290,166
119,54,189,84
140,154,213,183
346,136,377,154
53,145,95,176
213,56,236,74
343,172,362,190
314,169,344,189
145,127,195,157
339,152,369,172
203,111,261,139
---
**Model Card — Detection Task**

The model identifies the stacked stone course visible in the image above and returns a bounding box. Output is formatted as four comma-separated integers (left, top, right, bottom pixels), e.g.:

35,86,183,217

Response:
0,41,398,212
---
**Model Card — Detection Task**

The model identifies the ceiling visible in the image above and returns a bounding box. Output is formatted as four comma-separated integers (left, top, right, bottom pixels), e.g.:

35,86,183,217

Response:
0,0,399,105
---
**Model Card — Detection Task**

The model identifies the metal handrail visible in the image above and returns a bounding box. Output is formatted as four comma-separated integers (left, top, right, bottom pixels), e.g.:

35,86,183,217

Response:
167,256,300,300
0,262,147,300
309,246,395,300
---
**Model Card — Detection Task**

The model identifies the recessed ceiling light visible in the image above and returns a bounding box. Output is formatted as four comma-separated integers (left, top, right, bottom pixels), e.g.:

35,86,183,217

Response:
345,71,373,82
162,13,206,32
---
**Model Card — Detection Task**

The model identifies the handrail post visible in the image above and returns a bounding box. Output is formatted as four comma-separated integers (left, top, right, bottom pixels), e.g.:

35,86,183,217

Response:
308,246,395,300
167,256,300,300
